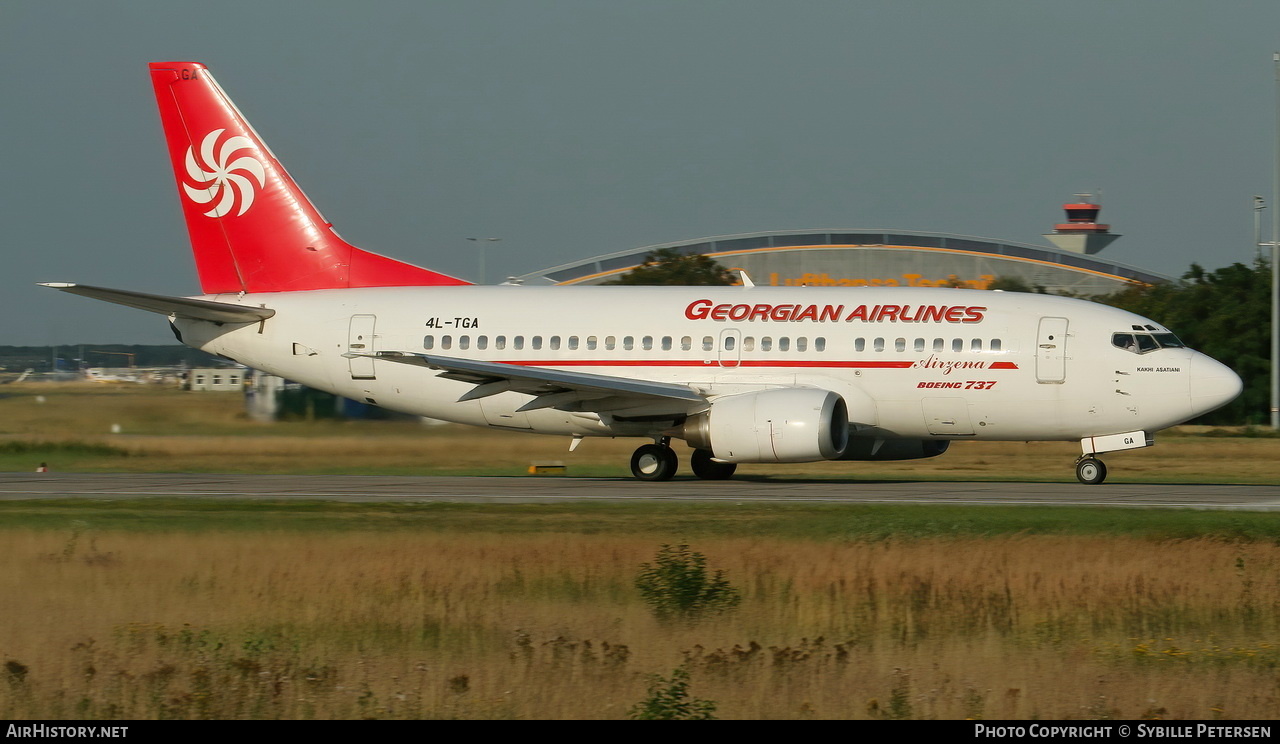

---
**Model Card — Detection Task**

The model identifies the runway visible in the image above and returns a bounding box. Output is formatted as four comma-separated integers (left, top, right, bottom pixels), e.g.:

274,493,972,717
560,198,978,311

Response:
2,473,1279,510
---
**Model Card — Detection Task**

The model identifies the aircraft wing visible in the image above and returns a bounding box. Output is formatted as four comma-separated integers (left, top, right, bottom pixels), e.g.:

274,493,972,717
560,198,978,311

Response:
358,352,708,414
40,283,275,323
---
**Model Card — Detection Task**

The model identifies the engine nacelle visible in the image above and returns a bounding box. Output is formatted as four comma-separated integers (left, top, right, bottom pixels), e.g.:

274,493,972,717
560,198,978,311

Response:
837,438,951,461
682,388,849,463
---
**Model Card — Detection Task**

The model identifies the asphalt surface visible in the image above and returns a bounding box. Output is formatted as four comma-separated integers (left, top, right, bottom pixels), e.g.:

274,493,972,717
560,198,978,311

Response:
1,473,1279,510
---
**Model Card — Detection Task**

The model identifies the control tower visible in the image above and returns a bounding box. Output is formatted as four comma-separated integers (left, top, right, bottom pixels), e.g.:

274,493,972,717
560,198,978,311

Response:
1043,194,1120,255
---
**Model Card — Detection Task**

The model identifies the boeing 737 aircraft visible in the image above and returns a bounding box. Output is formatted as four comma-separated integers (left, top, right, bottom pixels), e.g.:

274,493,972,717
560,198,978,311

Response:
44,62,1243,484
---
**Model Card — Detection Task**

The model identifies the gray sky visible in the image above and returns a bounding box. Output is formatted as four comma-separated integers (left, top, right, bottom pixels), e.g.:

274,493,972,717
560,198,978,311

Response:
4,0,1280,345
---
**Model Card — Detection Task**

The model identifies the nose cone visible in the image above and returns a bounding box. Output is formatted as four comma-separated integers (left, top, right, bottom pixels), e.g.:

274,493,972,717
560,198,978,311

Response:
1188,352,1243,416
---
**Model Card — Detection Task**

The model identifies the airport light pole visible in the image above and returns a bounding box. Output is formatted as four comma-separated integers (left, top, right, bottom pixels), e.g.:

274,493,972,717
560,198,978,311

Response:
466,237,501,285
1272,54,1280,429
1254,196,1266,262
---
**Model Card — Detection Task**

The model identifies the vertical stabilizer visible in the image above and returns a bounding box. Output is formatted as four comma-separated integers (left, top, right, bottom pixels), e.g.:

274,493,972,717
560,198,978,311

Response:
149,62,470,293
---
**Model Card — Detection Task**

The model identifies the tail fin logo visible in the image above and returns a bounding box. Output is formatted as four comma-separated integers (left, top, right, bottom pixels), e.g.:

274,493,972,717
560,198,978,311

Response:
181,129,266,218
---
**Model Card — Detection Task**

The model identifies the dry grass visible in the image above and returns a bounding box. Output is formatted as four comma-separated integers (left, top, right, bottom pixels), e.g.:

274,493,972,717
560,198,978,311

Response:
1,383,1277,481
1,530,1278,719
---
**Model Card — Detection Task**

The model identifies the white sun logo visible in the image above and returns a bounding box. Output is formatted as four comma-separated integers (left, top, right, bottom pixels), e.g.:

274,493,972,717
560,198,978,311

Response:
182,129,266,218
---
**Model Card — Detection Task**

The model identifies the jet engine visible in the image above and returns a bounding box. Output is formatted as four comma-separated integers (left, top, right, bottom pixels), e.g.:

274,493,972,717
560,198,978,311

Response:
682,388,849,463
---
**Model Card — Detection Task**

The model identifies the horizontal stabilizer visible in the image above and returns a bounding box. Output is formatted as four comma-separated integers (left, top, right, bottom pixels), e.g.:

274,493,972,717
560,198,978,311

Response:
39,283,275,323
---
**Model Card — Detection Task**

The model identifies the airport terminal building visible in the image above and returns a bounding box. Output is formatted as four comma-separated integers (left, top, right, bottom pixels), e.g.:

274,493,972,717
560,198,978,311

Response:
513,200,1167,296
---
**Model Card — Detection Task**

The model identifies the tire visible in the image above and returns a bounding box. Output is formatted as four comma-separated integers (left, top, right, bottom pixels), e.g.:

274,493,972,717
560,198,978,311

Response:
630,444,678,481
1076,457,1107,485
690,448,737,480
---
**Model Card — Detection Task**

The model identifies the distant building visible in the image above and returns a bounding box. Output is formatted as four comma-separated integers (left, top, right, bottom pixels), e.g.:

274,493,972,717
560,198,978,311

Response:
186,367,245,392
245,371,432,423
514,198,1162,296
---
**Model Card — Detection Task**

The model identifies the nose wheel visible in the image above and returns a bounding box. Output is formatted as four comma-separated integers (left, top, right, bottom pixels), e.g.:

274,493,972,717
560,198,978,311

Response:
631,443,678,481
1075,456,1107,485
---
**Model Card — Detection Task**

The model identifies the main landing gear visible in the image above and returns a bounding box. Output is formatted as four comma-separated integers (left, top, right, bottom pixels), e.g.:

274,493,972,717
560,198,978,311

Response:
630,440,678,481
628,440,738,481
1075,455,1108,485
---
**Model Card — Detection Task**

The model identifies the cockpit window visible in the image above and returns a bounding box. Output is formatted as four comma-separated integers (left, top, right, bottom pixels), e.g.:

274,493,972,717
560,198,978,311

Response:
1113,331,1186,354
1113,333,1136,351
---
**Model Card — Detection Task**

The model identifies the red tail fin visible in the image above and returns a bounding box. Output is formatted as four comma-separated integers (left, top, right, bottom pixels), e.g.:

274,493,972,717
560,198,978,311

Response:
149,62,470,293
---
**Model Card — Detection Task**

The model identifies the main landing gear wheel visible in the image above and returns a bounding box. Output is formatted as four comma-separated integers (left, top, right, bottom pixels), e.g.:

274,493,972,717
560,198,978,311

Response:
1076,457,1108,485
690,449,737,480
631,444,678,482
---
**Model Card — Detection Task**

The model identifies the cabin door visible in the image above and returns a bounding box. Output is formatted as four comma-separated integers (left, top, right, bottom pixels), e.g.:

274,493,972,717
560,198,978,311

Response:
1035,317,1068,384
347,314,378,380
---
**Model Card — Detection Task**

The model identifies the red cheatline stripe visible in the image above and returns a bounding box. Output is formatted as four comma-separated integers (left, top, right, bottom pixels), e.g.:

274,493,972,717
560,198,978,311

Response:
491,359,1020,370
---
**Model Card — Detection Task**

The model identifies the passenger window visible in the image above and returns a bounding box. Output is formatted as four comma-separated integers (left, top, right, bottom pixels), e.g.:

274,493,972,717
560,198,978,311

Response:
424,336,434,350
549,336,561,351
624,336,634,351
724,336,736,351
894,338,906,352
914,338,925,352
441,335,452,350
952,338,963,352
761,337,773,351
568,336,579,350
796,337,808,352
971,338,982,352
514,336,525,350
990,338,1001,352
642,336,653,351
495,336,506,350
779,337,791,352
532,336,543,350
855,338,865,352
933,338,944,352
702,336,714,351
586,336,598,351
459,336,470,350
605,336,616,351
874,338,885,352
477,336,488,350
743,337,756,352
662,336,672,351
815,337,826,352
681,336,692,351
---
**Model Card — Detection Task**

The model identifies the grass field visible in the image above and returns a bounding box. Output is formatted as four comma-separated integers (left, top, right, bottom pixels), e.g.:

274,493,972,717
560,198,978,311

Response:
2,510,1279,720
1,383,1278,482
1,383,1279,720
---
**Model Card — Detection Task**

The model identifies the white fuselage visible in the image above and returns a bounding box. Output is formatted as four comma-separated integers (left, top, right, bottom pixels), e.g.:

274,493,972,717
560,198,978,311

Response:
174,285,1240,446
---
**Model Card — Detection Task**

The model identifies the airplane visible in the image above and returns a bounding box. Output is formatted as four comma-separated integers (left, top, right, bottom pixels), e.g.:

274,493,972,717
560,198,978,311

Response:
43,61,1243,485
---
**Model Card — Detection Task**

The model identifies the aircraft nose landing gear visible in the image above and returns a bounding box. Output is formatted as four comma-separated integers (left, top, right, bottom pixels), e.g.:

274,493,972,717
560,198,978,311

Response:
1075,455,1107,485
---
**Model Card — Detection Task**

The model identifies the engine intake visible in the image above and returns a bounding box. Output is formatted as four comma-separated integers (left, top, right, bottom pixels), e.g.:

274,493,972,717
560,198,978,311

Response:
683,388,849,463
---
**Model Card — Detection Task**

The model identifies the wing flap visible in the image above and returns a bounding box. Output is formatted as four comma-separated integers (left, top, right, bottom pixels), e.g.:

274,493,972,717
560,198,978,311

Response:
358,352,707,414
